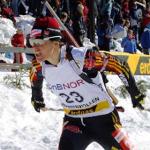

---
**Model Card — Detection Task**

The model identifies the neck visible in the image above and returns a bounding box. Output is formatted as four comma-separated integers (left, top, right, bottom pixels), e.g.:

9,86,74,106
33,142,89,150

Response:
47,57,60,65
47,47,60,65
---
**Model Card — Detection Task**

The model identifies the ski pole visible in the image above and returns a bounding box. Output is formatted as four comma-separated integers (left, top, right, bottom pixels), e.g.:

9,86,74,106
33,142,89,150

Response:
45,1,80,47
144,108,150,112
137,104,150,112
41,107,63,112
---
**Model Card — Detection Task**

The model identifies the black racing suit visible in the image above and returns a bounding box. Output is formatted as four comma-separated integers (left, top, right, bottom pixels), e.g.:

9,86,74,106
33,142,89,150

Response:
59,109,122,150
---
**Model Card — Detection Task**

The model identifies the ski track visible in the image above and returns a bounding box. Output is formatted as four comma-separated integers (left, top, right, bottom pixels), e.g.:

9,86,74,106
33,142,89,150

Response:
0,73,150,150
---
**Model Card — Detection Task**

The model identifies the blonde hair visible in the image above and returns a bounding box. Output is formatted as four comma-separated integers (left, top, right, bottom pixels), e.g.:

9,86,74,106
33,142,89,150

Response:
127,29,134,35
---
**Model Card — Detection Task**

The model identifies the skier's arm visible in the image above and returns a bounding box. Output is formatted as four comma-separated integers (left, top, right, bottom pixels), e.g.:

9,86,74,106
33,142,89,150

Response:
83,49,145,108
30,57,45,112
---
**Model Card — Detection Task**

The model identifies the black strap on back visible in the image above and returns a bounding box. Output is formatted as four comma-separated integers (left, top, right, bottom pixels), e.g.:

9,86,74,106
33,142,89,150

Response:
66,46,94,84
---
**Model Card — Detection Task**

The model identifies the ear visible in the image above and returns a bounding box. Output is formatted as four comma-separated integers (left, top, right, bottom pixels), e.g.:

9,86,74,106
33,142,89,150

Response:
54,41,60,47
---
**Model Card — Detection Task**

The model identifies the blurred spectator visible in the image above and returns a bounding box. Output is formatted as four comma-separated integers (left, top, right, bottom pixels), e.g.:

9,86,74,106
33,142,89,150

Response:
122,0,130,19
11,28,25,64
51,0,62,16
97,18,113,51
0,1,16,24
81,0,89,23
0,0,7,7
1,0,150,56
28,0,44,17
121,29,137,53
141,23,150,54
60,11,68,23
111,0,122,23
111,18,127,39
136,0,146,10
130,1,143,42
11,0,19,16
72,1,86,46
97,20,107,50
124,19,131,31
98,0,113,20
18,0,29,15
60,11,73,33
141,2,150,28
61,0,70,15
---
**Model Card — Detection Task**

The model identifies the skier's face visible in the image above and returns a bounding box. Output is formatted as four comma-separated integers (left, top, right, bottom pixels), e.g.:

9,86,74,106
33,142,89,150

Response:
32,40,60,62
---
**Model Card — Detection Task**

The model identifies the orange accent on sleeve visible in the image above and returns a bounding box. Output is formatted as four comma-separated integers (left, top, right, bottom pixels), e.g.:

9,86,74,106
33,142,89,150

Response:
84,51,130,76
29,59,42,82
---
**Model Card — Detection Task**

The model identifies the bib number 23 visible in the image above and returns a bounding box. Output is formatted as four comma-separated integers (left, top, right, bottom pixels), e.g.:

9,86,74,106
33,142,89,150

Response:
59,91,84,103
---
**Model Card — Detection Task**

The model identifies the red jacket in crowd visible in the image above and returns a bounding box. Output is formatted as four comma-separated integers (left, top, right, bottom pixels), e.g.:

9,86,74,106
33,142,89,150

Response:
11,31,25,63
11,32,24,47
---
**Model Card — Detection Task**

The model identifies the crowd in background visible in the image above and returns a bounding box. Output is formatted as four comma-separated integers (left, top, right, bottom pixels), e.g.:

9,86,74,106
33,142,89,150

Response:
0,0,150,63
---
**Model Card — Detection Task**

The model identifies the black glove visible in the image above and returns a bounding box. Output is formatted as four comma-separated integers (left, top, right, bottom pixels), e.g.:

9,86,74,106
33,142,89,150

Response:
131,93,146,110
31,98,45,112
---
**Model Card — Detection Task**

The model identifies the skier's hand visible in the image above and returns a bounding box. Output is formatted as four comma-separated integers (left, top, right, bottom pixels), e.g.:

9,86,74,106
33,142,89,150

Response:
131,93,145,110
31,98,45,112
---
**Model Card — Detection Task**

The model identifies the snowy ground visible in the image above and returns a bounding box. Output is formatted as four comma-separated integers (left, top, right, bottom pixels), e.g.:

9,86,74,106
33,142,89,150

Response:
0,72,150,150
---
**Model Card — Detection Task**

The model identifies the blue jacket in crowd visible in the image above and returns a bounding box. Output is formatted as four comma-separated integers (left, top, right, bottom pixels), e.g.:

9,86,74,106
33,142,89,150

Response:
121,37,137,54
141,25,150,50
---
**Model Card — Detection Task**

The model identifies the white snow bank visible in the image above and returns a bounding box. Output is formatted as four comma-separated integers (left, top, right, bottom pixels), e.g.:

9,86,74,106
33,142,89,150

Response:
0,72,150,150
15,15,35,36
0,17,16,45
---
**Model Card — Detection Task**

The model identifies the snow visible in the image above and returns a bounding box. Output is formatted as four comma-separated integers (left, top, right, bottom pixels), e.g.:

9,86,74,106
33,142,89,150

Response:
0,15,150,150
0,15,35,46
107,75,150,149
0,18,16,45
0,72,150,150
15,15,35,36
0,72,63,150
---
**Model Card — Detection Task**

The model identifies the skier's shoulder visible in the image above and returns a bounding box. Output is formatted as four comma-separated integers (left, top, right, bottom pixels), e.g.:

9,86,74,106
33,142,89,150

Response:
65,45,89,70
70,46,87,59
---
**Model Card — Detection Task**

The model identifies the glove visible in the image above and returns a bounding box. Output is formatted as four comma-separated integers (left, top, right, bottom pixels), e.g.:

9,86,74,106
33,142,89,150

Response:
131,93,145,110
31,98,45,112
